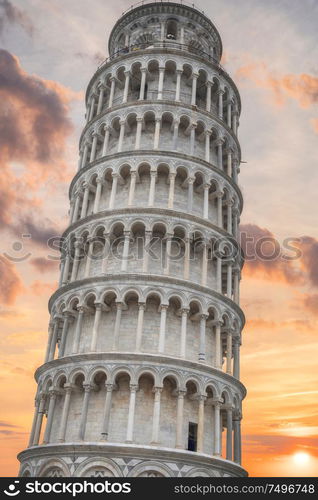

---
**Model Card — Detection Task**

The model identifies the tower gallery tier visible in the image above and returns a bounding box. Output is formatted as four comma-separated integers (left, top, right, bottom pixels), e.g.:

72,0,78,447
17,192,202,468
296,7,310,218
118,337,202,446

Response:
18,1,247,478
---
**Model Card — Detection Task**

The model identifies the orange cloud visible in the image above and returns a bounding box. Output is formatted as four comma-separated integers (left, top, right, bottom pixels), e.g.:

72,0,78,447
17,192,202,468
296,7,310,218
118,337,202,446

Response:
0,49,78,243
0,256,23,304
240,224,318,289
30,280,56,296
30,257,59,273
236,61,318,133
302,293,318,316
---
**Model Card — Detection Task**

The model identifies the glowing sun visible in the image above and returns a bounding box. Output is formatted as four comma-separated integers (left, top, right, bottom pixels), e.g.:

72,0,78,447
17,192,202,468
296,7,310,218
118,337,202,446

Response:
293,452,310,466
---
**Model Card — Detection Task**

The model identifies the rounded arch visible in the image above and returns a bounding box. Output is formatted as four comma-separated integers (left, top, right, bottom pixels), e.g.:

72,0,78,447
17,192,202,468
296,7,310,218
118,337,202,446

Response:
110,366,133,385
75,457,123,477
38,458,70,478
129,461,173,477
135,366,159,386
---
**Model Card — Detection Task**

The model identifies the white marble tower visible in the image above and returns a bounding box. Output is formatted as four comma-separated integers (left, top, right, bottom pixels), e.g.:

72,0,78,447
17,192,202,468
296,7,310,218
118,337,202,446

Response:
18,1,247,478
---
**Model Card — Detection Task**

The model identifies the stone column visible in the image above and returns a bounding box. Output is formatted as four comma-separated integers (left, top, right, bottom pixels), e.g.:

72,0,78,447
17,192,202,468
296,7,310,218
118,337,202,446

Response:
61,253,70,285
81,143,89,169
80,183,90,218
97,86,104,114
108,77,116,107
93,178,103,214
148,171,157,206
157,67,165,99
59,312,73,358
101,232,110,274
180,308,189,358
70,241,82,282
88,95,95,121
78,384,92,440
153,117,161,149
227,149,232,177
233,111,238,135
197,395,206,453
123,70,130,103
28,398,40,447
126,384,138,443
163,233,172,276
227,200,233,234
180,26,185,44
158,304,168,354
121,231,131,272
128,171,137,206
89,133,98,163
32,395,46,446
135,303,145,352
109,173,118,209
206,81,212,112
217,191,223,228
233,338,240,379
205,131,211,162
90,303,102,352
226,330,233,375
100,383,114,441
151,387,162,445
227,261,233,298
117,120,125,153
139,68,147,100
191,73,198,106
58,384,73,442
233,415,242,464
135,118,143,149
215,321,222,370
69,200,75,224
187,177,194,213
44,321,54,363
183,237,190,280
43,389,57,444
233,269,240,304
168,172,176,209
227,101,232,128
201,242,208,287
218,89,224,119
175,69,182,101
142,231,152,273
72,306,85,354
190,124,196,155
213,400,222,456
199,314,208,362
172,119,179,150
216,255,222,293
72,193,81,223
233,208,239,238
102,126,110,156
203,184,210,219
217,139,223,170
226,408,233,460
112,302,122,350
48,318,60,362
84,238,94,278
175,390,185,448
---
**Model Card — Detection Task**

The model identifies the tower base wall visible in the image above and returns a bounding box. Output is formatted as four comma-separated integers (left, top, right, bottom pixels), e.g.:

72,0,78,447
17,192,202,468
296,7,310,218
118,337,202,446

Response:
18,444,247,477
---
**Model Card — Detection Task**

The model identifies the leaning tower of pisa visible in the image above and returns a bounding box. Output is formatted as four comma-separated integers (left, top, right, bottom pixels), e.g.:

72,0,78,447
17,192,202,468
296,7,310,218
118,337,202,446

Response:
18,1,247,478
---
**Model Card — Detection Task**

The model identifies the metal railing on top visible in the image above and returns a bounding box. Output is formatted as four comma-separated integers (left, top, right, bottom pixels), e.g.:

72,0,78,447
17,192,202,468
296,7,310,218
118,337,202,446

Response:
97,41,226,74
120,0,207,17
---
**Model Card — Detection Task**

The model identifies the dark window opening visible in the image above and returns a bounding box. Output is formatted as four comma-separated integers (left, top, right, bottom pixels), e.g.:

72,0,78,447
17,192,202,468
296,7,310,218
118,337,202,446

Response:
166,20,178,40
188,422,198,451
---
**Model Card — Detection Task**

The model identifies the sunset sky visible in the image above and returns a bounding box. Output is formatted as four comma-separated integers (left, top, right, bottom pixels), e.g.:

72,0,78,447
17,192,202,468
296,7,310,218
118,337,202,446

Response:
0,0,317,477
